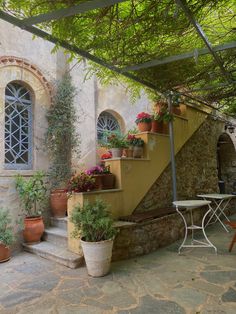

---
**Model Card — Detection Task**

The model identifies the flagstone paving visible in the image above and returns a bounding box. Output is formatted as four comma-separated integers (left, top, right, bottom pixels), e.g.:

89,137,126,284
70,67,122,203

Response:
1,219,236,314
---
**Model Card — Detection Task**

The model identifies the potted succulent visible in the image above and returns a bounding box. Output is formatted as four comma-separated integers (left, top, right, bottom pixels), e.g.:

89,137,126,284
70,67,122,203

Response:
67,172,96,194
135,112,152,132
70,198,117,277
15,171,47,244
0,208,15,263
106,131,127,158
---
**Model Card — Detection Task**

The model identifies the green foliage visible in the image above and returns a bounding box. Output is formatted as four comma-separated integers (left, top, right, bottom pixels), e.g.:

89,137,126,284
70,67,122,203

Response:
102,131,127,148
70,199,117,242
0,209,15,246
15,171,47,217
45,74,79,188
67,172,96,193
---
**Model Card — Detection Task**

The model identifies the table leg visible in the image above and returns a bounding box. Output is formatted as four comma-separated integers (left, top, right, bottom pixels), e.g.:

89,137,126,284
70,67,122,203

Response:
205,200,229,232
176,206,188,254
202,207,217,253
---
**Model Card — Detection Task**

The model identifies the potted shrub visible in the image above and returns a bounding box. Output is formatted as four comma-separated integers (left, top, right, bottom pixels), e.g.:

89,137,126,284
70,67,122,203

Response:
70,198,117,277
15,171,47,244
45,74,79,218
135,112,152,132
0,209,15,263
106,131,127,158
67,172,96,194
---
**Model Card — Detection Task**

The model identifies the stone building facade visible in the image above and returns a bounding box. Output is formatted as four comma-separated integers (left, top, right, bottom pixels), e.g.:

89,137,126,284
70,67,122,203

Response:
0,19,149,223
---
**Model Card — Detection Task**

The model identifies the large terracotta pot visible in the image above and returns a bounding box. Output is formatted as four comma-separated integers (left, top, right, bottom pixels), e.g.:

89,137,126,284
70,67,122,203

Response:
50,189,68,217
0,243,10,263
23,216,45,244
137,122,152,132
102,174,115,189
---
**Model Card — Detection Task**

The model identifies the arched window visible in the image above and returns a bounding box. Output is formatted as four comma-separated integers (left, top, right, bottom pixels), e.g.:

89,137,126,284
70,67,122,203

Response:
97,111,120,142
5,82,33,169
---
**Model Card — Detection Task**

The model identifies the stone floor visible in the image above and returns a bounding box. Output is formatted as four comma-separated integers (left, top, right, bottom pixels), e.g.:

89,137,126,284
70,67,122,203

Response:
1,220,236,314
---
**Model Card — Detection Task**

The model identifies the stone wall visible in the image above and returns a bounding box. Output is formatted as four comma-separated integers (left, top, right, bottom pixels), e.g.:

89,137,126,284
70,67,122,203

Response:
135,117,225,212
113,207,205,261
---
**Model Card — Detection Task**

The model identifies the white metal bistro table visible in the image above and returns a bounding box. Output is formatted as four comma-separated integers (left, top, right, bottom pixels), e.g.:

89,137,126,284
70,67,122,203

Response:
173,200,217,254
197,194,236,232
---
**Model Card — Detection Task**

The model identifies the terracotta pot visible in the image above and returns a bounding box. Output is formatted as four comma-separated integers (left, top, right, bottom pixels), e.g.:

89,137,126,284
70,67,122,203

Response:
173,106,181,115
50,189,68,217
126,147,134,158
162,122,169,134
23,216,45,244
137,122,152,132
133,146,143,158
92,174,103,190
0,243,10,263
154,102,168,114
102,174,115,189
151,120,163,133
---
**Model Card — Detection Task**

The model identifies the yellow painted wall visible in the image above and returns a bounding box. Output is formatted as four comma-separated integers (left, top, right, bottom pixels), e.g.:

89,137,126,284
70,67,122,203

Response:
68,105,211,253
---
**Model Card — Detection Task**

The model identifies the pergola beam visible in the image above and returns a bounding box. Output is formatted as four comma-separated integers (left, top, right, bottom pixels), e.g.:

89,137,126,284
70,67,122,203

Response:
175,0,234,84
0,10,158,92
22,0,128,26
122,41,236,72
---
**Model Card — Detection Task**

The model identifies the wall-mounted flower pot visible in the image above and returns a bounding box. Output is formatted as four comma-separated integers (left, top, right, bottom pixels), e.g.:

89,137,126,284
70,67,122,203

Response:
137,122,152,132
23,216,45,244
50,189,68,217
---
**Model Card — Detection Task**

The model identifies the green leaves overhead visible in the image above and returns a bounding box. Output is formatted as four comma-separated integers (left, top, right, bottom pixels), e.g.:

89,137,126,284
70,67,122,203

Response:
1,0,236,104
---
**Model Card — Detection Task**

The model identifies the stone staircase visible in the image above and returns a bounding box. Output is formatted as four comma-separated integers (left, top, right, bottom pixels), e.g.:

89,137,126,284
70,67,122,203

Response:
23,217,84,269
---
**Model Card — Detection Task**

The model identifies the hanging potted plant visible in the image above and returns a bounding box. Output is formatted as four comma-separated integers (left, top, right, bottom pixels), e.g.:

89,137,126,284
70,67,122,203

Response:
15,171,47,244
135,112,152,132
70,198,117,277
45,74,79,218
0,209,15,263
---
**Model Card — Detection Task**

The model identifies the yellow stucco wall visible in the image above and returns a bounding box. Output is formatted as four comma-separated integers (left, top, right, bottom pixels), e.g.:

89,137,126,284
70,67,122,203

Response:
68,105,211,254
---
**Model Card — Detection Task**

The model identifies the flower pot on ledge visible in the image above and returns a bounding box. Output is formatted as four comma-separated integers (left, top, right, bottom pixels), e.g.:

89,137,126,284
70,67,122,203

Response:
111,148,123,158
137,122,152,132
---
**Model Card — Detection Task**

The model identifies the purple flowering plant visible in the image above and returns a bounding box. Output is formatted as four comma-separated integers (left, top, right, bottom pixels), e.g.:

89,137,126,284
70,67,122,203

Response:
85,166,103,175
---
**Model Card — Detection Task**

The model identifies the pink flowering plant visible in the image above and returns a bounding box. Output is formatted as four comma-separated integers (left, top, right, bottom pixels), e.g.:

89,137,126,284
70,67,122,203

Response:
86,166,103,175
135,112,152,124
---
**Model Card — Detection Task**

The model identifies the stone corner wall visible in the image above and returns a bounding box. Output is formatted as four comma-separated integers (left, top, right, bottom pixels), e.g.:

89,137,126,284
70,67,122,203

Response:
135,117,224,213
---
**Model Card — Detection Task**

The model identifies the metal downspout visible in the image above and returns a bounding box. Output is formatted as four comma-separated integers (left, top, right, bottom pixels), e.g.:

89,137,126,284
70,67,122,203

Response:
167,93,177,201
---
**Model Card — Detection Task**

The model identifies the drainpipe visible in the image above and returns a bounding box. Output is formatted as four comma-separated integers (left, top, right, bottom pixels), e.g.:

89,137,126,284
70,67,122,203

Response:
167,92,177,202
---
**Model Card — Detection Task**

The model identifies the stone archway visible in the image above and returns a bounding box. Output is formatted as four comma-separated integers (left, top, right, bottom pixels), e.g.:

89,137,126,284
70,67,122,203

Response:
217,133,236,193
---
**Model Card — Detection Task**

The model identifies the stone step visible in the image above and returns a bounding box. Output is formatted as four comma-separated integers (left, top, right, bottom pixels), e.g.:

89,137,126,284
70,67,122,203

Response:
50,217,68,231
43,227,68,248
22,241,83,269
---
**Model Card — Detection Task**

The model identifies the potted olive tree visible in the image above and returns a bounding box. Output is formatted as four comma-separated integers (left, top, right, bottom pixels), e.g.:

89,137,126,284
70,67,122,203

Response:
70,198,117,277
15,171,47,244
0,208,15,263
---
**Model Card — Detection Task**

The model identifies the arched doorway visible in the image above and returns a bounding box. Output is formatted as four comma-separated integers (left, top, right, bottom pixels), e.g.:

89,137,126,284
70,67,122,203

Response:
217,133,236,193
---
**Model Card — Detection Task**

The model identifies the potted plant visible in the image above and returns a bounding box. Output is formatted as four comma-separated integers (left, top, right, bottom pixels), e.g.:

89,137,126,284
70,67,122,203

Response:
45,74,79,218
101,165,115,189
15,171,47,244
86,165,104,190
135,112,152,132
67,172,96,194
131,137,145,158
106,131,127,158
0,208,15,263
70,198,117,277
